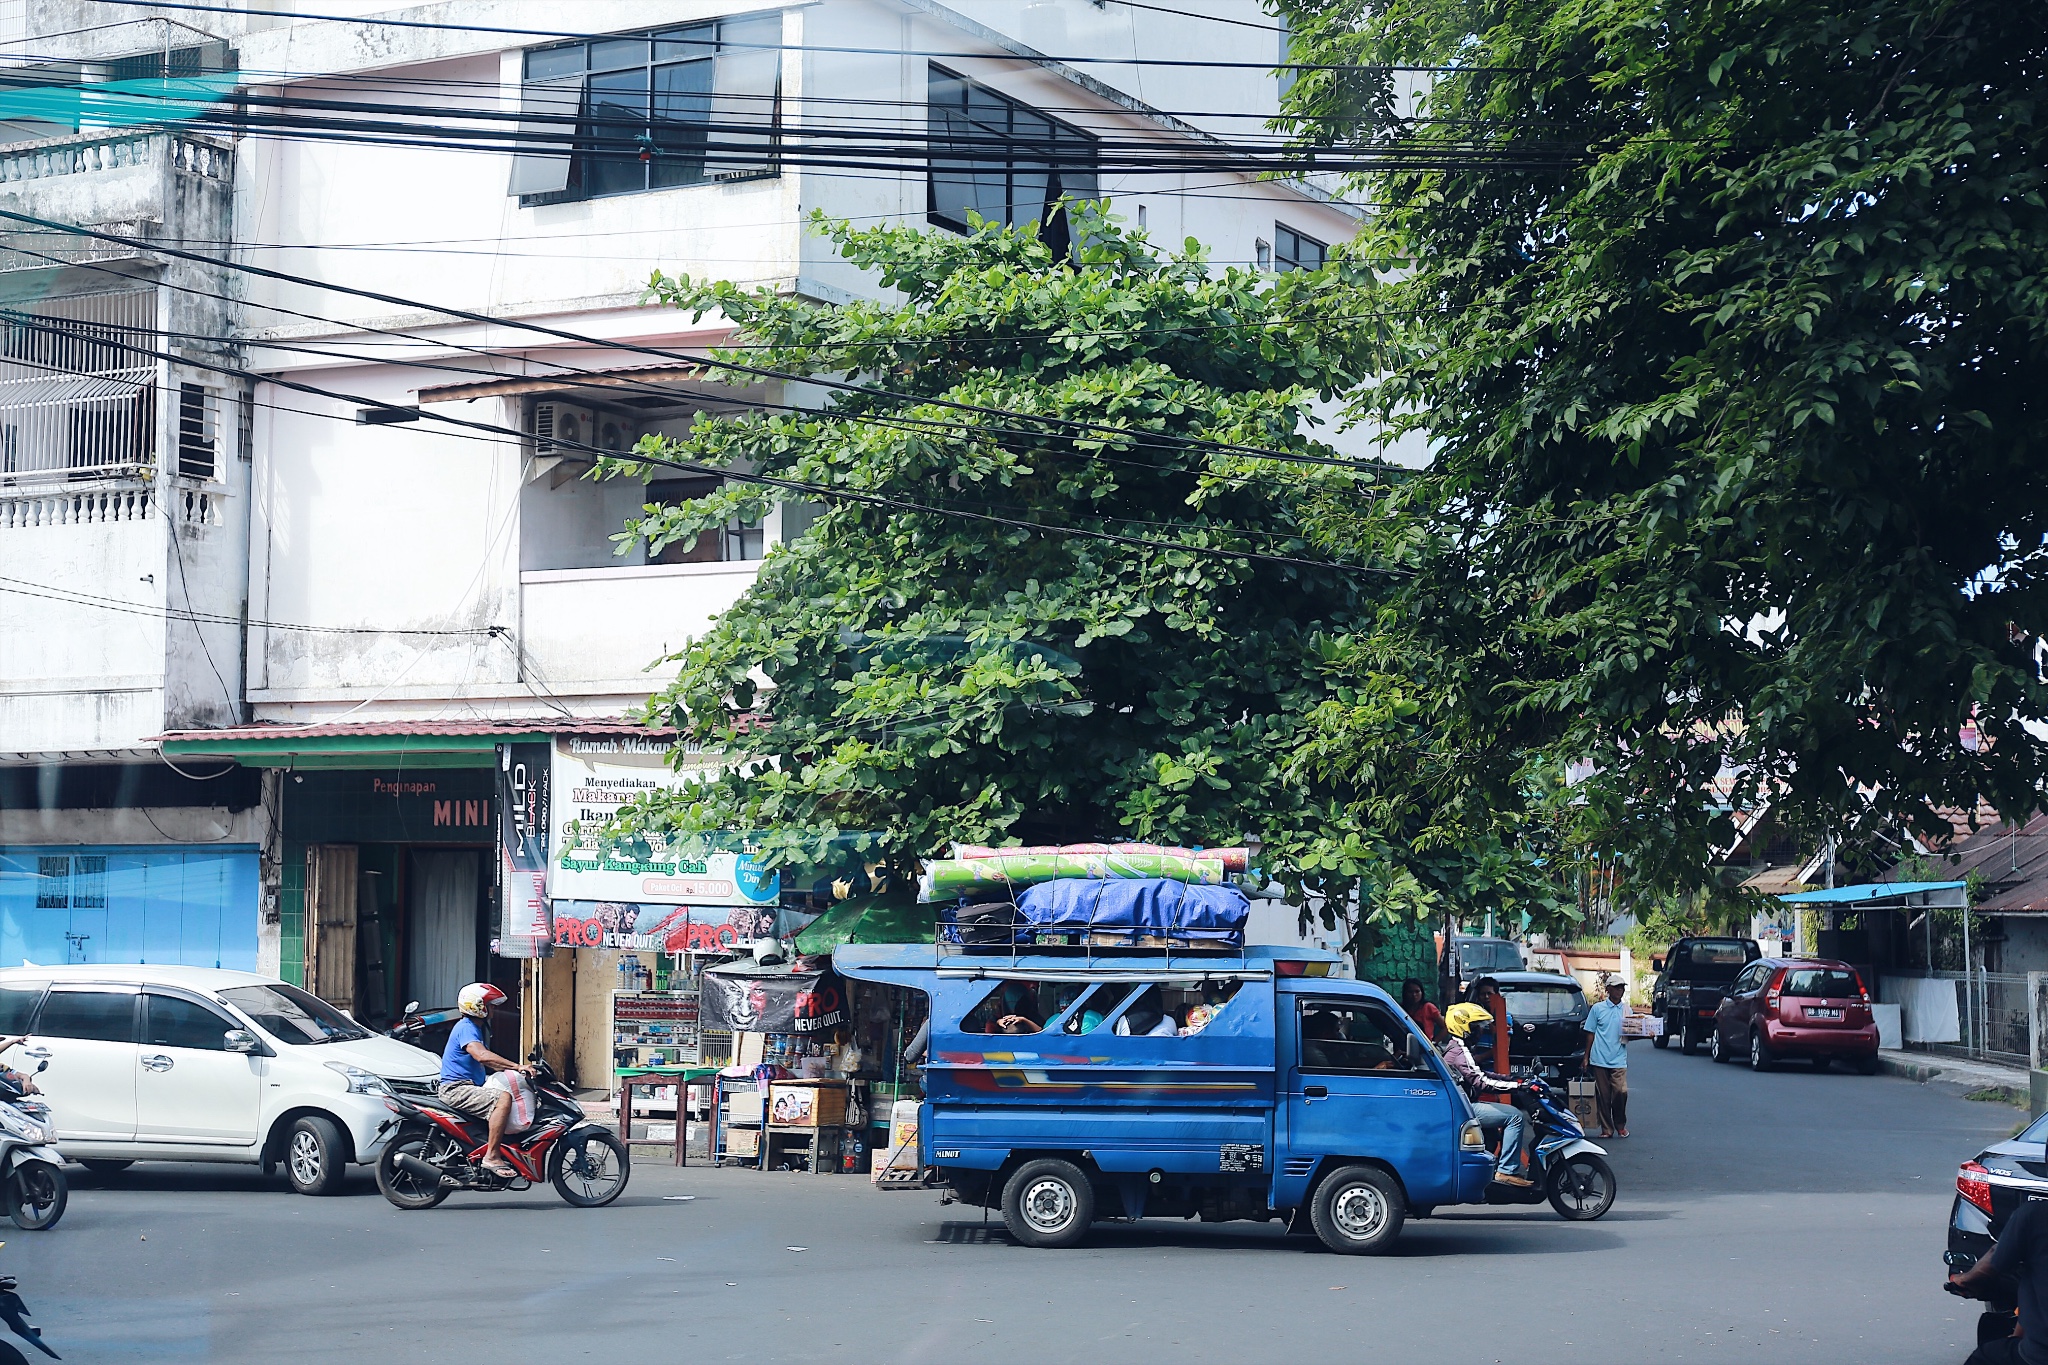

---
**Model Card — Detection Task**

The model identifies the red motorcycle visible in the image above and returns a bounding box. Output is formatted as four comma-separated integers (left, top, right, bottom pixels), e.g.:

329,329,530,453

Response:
375,1049,630,1210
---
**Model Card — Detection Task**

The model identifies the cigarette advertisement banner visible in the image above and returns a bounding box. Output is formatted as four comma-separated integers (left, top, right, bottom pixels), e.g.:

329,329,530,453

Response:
700,968,849,1035
550,900,807,954
549,734,780,907
495,741,553,959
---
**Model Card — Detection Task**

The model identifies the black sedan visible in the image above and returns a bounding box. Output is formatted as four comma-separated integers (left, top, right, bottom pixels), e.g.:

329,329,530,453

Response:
1945,1116,2048,1344
1468,971,1591,1079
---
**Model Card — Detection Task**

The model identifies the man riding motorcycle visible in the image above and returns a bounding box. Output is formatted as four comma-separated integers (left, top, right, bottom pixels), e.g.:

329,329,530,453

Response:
437,983,530,1179
1442,1002,1536,1187
0,1037,39,1097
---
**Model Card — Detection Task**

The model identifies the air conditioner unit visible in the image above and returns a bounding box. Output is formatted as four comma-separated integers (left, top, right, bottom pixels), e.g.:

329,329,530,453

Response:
532,401,594,458
596,413,647,455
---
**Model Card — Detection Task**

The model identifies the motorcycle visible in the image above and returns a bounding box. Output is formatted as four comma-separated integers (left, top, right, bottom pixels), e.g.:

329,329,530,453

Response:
0,1053,64,1232
1945,1250,2022,1346
0,1272,58,1361
375,1047,630,1210
1477,1076,1617,1221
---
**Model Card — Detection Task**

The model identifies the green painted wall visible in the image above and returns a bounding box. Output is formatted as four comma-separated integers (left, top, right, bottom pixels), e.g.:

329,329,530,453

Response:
1358,914,1441,1003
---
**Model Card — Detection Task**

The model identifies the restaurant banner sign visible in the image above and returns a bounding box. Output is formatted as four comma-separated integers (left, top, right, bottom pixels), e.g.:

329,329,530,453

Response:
549,735,779,908
550,901,797,954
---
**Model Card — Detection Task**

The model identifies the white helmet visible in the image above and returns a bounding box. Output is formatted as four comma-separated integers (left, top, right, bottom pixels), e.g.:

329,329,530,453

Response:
458,982,505,1019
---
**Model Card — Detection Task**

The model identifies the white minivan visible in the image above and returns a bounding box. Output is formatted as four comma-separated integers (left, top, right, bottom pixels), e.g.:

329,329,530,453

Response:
0,965,442,1195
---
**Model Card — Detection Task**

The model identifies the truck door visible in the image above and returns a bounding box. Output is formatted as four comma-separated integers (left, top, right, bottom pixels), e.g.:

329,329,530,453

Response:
1284,994,1458,1205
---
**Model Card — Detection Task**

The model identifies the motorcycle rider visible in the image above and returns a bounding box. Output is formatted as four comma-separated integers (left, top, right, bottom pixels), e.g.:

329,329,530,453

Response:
1442,1002,1535,1187
438,983,529,1179
0,1037,38,1097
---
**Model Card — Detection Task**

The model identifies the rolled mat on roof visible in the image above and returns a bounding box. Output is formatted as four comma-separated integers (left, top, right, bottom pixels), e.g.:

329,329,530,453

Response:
951,842,1250,872
917,850,1228,902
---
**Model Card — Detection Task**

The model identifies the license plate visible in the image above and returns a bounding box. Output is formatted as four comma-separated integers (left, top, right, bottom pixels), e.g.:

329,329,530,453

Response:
1807,1007,1842,1020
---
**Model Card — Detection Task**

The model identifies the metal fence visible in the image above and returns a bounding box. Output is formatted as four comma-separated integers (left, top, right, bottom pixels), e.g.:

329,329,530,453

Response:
1921,969,2030,1066
0,289,157,485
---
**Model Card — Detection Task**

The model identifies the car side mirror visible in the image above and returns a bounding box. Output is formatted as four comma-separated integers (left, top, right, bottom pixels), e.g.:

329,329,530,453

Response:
1651,957,1664,972
224,1029,262,1054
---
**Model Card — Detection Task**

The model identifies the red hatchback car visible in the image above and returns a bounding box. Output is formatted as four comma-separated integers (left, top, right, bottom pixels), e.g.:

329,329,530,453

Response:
1709,957,1880,1073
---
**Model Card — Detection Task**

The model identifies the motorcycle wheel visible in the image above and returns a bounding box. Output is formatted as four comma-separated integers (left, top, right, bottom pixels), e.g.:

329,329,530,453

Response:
1547,1153,1616,1221
550,1128,631,1208
376,1128,452,1210
6,1159,66,1230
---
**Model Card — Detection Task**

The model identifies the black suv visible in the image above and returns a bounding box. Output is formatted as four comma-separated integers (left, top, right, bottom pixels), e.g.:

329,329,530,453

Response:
1650,936,1761,1055
1468,971,1591,1079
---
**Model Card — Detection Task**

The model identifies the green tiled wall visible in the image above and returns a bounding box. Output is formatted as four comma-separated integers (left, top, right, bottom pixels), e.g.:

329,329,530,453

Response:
1359,914,1441,1003
279,841,305,986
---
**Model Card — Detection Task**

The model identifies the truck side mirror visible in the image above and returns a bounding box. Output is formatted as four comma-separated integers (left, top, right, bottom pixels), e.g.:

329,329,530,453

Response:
1651,957,1664,973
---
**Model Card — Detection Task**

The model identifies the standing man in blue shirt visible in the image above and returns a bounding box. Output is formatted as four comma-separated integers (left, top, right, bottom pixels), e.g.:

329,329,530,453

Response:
438,982,529,1179
1582,977,1633,1138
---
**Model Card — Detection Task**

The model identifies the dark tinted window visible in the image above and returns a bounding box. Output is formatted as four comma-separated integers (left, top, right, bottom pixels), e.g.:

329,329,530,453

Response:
36,990,136,1043
1783,969,1859,998
1457,939,1523,973
1678,941,1754,980
1298,1001,1428,1074
1499,984,1584,1020
0,981,47,1033
144,993,233,1051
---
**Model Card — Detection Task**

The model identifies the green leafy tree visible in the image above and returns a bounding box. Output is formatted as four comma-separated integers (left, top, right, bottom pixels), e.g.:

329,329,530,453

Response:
602,210,1407,912
1276,0,2048,881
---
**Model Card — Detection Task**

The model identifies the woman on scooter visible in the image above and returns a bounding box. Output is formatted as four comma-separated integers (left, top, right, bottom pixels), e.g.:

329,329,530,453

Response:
1441,1003,1535,1187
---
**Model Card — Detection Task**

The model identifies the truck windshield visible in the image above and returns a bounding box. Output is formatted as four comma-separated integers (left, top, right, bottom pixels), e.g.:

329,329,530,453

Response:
1499,984,1583,1020
1679,942,1753,980
1460,940,1522,972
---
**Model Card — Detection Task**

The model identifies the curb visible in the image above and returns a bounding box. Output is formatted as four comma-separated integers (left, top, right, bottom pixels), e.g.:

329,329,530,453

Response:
1880,1055,1944,1083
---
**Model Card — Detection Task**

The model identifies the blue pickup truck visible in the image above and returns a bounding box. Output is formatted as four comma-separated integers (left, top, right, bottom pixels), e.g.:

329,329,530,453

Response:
838,942,1506,1254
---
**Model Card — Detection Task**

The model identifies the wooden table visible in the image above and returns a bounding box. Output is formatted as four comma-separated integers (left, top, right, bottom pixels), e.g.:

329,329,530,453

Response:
615,1065,717,1167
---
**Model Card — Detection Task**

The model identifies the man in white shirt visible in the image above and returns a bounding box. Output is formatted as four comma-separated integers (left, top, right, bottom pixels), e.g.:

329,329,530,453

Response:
1582,979,1633,1138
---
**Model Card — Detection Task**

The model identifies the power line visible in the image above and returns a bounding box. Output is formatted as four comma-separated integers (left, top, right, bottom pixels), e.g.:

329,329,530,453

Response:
83,0,1501,74
0,574,508,637
0,205,1406,474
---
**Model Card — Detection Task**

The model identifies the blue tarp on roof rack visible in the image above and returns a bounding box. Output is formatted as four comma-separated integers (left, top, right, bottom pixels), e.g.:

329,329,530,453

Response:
1017,877,1250,944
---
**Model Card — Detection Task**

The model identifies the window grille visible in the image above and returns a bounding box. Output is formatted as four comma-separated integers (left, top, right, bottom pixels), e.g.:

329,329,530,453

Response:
34,856,68,909
0,289,156,486
1274,224,1327,273
177,381,216,480
72,855,107,908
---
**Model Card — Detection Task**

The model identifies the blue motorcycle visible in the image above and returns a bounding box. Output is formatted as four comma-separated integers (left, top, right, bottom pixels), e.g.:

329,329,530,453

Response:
1478,1077,1617,1220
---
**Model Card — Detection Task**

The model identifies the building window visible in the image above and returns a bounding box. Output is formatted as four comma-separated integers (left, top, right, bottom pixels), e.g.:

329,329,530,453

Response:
34,857,68,910
648,477,764,564
72,855,107,908
510,13,783,204
927,66,1098,255
1274,224,1327,273
177,382,216,480
0,289,156,486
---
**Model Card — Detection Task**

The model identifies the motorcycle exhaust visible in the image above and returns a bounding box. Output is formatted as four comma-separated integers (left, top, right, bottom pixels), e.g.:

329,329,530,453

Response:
394,1153,463,1188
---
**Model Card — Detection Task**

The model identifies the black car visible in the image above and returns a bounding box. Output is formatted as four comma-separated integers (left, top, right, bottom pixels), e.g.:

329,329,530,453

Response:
1649,936,1760,1055
1467,971,1591,1079
1946,1117,2045,1344
1443,934,1526,998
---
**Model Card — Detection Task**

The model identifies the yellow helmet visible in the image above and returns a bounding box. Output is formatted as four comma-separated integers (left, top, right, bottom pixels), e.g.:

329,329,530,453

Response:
1445,1002,1493,1039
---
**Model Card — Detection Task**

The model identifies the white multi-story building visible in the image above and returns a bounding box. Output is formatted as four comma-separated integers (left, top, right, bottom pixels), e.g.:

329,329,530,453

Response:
0,2,1355,1072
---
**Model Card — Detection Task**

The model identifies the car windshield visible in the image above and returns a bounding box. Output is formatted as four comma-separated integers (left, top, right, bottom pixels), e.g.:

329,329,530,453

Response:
218,983,370,1044
1782,969,1860,998
1499,985,1584,1020
1680,942,1752,980
1461,940,1522,972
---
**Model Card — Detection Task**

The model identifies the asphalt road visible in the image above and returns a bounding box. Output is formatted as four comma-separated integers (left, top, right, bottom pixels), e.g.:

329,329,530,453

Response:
7,1046,2025,1364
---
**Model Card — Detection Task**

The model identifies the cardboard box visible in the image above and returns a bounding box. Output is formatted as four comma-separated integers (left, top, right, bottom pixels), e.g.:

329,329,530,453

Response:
872,1143,922,1184
734,1031,766,1068
725,1127,761,1159
769,1081,849,1128
1621,1012,1664,1039
725,1089,765,1126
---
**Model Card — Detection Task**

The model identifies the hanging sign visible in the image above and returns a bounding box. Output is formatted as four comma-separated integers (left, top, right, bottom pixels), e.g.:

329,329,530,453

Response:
495,741,552,958
549,735,780,907
700,967,848,1035
549,901,797,954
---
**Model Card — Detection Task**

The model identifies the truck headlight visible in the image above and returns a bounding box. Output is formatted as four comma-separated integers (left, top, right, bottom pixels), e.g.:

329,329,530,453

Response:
325,1062,394,1097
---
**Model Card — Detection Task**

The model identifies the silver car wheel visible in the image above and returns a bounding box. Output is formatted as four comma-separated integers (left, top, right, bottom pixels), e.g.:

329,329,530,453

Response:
289,1129,324,1187
1020,1176,1077,1235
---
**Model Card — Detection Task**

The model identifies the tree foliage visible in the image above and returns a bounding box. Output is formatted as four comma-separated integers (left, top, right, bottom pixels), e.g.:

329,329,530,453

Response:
604,211,1409,912
1277,0,2048,880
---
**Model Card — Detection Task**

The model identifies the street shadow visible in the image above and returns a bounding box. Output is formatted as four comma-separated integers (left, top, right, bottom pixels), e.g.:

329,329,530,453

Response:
921,1217,1627,1257
66,1163,380,1197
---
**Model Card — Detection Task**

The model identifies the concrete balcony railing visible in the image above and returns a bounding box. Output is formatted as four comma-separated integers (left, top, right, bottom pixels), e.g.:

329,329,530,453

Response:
519,560,761,693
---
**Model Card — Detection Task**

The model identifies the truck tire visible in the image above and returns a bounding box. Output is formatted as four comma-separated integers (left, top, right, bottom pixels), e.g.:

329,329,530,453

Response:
1652,1016,1670,1050
1309,1165,1405,1255
1000,1159,1095,1249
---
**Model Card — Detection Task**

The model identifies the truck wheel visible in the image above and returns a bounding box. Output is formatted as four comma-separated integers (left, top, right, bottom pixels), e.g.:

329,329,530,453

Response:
1000,1159,1094,1249
1309,1165,1405,1255
1651,1018,1669,1050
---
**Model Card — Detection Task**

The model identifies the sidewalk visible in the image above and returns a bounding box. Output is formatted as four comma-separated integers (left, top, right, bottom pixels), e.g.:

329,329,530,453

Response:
1880,1048,2030,1094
